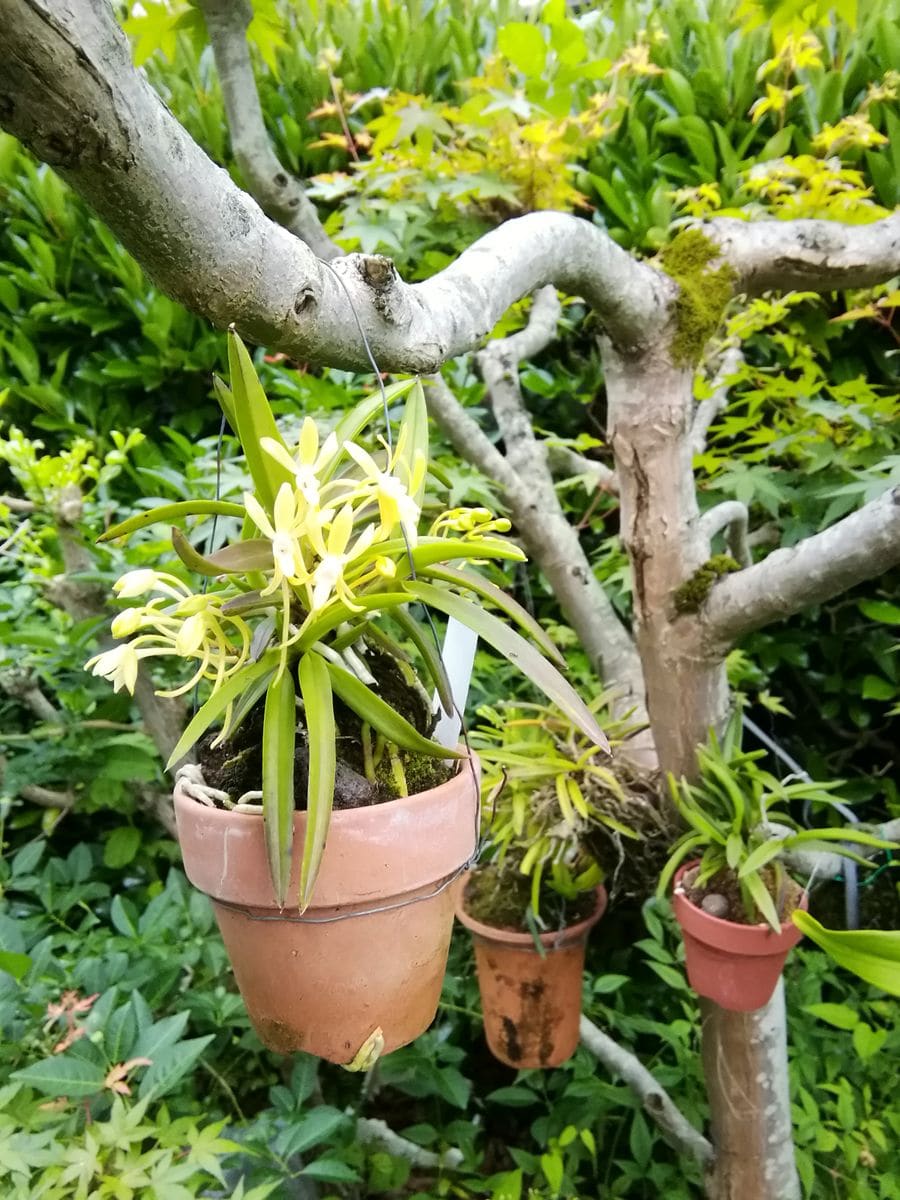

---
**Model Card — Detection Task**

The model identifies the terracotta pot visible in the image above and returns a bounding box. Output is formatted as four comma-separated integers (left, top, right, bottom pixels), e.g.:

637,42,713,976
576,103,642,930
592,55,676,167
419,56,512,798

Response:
455,880,607,1069
174,756,479,1064
672,862,806,1012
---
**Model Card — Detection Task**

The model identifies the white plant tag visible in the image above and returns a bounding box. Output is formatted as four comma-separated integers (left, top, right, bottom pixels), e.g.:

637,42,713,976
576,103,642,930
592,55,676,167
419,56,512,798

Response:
431,617,478,749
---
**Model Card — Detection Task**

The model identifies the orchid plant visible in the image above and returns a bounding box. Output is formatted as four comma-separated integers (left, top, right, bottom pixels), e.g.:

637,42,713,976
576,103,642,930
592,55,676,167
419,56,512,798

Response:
88,331,607,909
472,695,638,920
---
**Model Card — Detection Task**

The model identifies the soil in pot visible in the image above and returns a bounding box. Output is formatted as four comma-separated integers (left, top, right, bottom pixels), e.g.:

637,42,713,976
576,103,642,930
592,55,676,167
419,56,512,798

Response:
456,866,606,1069
673,862,807,1012
198,645,453,813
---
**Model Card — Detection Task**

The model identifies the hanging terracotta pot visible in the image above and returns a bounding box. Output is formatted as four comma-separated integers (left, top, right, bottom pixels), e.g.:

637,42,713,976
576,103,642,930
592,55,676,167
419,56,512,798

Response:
455,880,607,1069
174,755,479,1064
672,862,807,1012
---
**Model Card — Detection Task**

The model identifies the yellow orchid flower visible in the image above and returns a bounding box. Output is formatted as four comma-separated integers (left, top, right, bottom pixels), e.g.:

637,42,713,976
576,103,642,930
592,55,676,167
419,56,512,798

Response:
343,428,426,543
244,483,310,596
260,417,341,507
307,503,378,612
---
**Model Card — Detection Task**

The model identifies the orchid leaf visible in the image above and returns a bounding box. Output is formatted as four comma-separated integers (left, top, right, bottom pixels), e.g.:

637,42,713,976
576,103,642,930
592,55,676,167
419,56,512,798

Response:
212,374,238,434
793,911,900,996
390,606,454,716
227,328,293,515
324,661,465,759
98,500,244,543
262,665,297,907
166,652,279,768
171,528,275,576
402,380,429,506
298,592,412,649
322,379,418,480
744,869,782,932
405,580,609,751
298,652,336,912
422,563,564,665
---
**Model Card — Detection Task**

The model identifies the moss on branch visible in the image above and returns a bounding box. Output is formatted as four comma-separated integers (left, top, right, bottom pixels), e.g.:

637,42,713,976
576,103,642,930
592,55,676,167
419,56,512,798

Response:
660,230,735,366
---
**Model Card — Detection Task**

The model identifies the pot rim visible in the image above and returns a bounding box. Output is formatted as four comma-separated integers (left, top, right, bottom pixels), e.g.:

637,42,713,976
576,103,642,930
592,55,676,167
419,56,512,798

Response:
672,861,807,949
175,747,478,827
175,750,480,910
455,877,607,949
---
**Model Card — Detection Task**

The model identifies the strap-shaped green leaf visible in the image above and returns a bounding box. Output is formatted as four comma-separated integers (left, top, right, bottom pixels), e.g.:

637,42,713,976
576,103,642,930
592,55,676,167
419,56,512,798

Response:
405,580,609,751
793,911,900,996
171,527,274,576
98,500,245,543
227,328,294,515
298,592,412,649
422,563,563,665
212,374,238,433
166,652,279,768
263,664,297,907
402,379,429,506
390,606,454,716
298,653,336,912
737,838,785,877
743,869,781,932
322,379,417,481
325,661,465,759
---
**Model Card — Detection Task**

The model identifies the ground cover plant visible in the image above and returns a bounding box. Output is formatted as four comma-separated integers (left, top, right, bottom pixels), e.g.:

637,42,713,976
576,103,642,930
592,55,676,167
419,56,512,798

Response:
1,0,899,1197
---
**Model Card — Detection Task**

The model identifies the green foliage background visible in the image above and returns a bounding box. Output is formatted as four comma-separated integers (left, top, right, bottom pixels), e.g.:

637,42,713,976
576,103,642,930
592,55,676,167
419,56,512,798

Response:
0,0,898,1196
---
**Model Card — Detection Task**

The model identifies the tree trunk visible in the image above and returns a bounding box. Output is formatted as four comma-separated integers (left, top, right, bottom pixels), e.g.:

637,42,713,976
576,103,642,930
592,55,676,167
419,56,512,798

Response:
700,983,801,1200
604,347,729,778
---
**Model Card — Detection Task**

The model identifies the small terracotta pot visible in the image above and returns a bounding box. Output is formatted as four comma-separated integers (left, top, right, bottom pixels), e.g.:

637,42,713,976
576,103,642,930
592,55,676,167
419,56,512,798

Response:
455,880,607,1069
174,756,478,1064
672,862,807,1012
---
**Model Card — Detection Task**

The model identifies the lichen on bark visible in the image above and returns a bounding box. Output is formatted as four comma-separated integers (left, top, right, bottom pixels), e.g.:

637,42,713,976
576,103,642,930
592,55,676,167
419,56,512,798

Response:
660,229,735,366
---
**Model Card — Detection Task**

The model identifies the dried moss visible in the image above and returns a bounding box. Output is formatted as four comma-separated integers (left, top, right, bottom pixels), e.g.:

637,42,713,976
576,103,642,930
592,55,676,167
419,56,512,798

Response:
463,862,595,932
659,229,734,366
673,554,740,614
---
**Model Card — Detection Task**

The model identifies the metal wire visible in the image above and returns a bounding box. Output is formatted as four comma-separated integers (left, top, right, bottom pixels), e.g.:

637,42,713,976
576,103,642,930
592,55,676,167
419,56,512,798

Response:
210,865,474,924
743,712,860,929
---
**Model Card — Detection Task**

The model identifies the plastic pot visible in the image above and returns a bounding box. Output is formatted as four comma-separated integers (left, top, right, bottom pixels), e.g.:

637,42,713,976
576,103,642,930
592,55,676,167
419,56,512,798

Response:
174,755,479,1064
672,862,806,1012
455,880,607,1068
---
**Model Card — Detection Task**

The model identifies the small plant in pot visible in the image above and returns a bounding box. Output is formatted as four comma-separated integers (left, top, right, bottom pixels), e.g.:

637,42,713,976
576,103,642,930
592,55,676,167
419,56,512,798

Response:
456,697,638,1069
86,331,607,1065
658,718,896,1013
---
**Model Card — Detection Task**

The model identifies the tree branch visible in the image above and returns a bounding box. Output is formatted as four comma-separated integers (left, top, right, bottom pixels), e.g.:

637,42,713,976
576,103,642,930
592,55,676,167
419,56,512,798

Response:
546,444,618,494
705,486,900,644
0,494,35,513
690,346,743,456
425,373,649,743
707,213,900,294
0,0,668,372
196,0,337,260
356,1118,463,1169
579,1015,713,1166
20,783,75,809
699,502,751,568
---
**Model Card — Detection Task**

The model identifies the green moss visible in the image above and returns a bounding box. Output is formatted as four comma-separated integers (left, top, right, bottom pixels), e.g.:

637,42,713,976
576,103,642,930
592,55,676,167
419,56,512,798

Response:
673,554,740,614
659,229,735,366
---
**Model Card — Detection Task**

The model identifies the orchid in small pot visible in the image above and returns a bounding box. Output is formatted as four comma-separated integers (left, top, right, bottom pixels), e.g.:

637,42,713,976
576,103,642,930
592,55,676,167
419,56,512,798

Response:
658,719,896,1013
456,697,638,1068
87,331,606,1065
